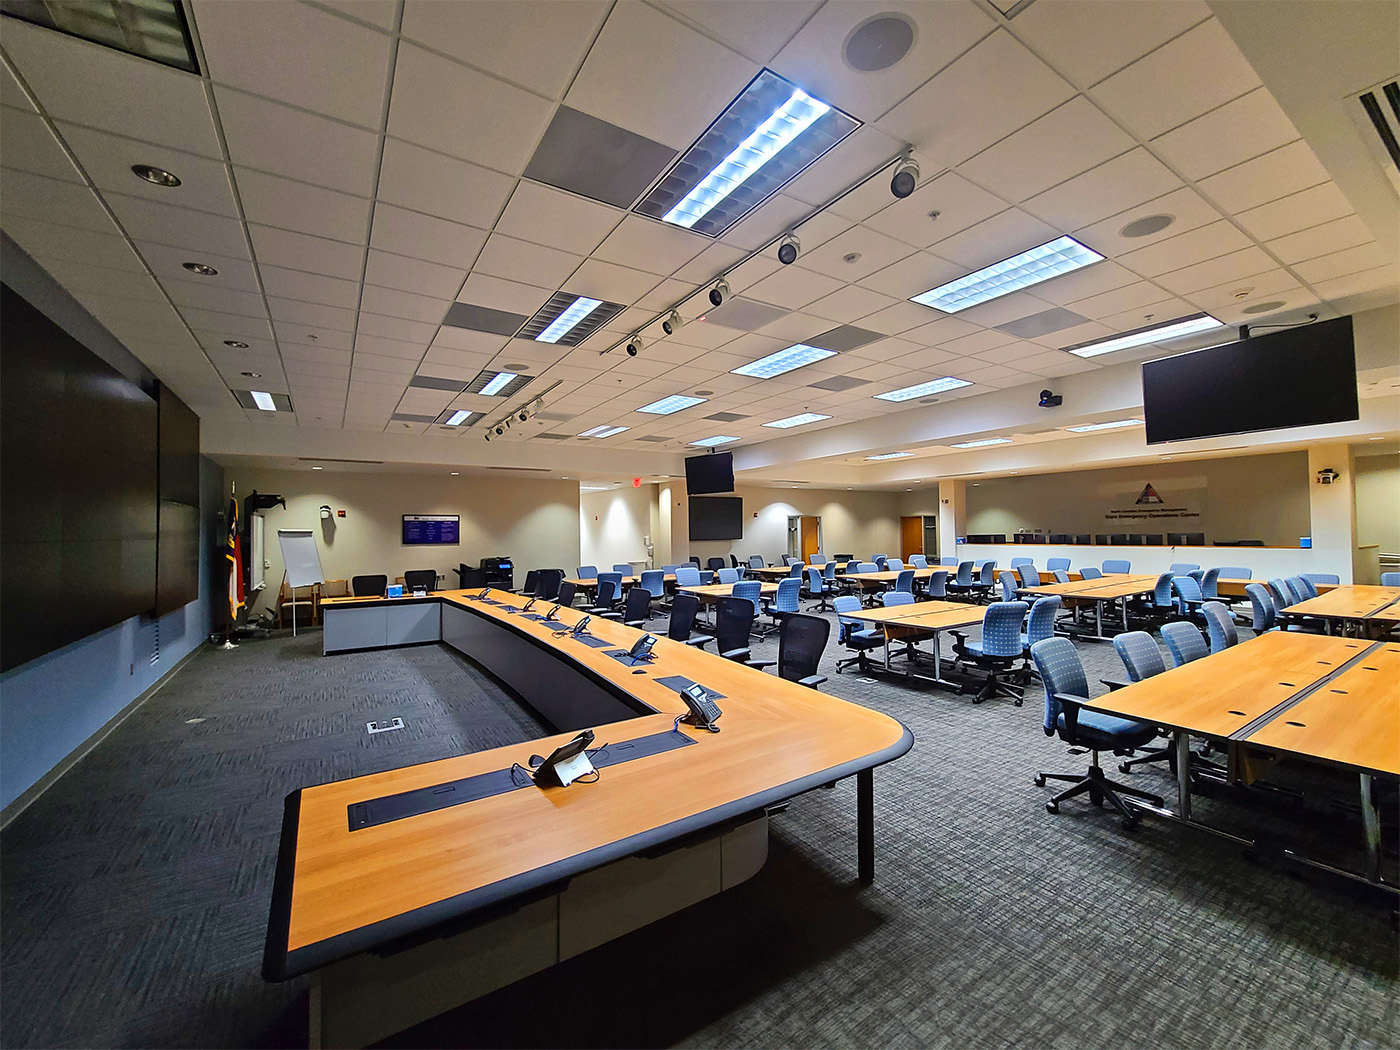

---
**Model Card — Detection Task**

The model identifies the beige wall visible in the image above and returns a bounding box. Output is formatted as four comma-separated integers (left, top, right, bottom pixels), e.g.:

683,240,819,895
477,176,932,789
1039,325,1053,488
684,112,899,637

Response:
224,468,579,613
686,485,902,564
961,452,1310,546
579,483,657,572
1355,451,1400,555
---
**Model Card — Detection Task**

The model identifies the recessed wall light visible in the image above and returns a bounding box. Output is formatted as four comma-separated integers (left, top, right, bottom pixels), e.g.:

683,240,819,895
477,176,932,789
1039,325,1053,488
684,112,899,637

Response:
131,163,181,187
762,412,831,429
912,236,1104,313
224,340,249,348
875,377,971,402
950,437,1011,449
182,262,218,276
1064,313,1224,358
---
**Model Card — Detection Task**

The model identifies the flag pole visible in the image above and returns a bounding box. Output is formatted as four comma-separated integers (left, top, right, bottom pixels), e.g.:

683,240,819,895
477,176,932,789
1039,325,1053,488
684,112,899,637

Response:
218,480,239,650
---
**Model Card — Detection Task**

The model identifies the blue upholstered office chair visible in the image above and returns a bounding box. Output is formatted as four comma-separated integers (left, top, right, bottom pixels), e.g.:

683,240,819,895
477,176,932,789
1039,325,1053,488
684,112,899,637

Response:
1168,562,1199,575
925,570,949,599
947,560,977,600
748,613,830,690
731,579,762,620
1011,557,1033,569
1216,566,1252,579
612,563,633,575
1111,630,1175,775
1265,578,1297,628
712,597,755,663
604,585,652,627
1245,582,1276,632
873,555,888,570
1047,558,1071,573
788,563,805,578
910,554,928,569
822,559,838,585
833,594,882,674
1201,602,1238,654
973,561,999,603
1052,569,1071,584
811,553,828,565
1023,595,1061,653
894,568,915,594
854,561,880,574
667,593,711,648
1200,567,1223,599
951,600,1028,704
882,590,915,608
872,553,888,564
586,574,622,614
716,567,740,585
1079,566,1103,580
1030,637,1162,828
1171,575,1206,619
804,566,833,613
1301,573,1339,588
758,576,801,638
1381,572,1400,587
941,557,958,566
1017,564,1041,587
674,565,702,588
998,571,1019,602
1102,559,1131,574
1160,621,1209,667
1296,576,1321,598
576,565,598,580
886,558,904,571
747,554,765,571
1283,576,1310,603
638,570,665,601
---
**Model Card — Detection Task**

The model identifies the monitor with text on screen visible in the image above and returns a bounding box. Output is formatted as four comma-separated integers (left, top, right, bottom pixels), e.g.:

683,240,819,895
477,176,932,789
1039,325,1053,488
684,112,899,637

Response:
1142,315,1357,444
684,450,734,494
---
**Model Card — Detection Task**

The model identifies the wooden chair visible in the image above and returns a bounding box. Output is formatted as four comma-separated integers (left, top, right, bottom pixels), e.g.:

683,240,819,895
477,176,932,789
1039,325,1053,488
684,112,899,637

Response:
279,580,317,627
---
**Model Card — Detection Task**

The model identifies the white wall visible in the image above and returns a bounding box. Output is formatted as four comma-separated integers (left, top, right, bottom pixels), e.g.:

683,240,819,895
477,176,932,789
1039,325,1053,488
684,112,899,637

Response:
579,484,657,572
222,468,580,612
1355,450,1400,556
686,485,901,564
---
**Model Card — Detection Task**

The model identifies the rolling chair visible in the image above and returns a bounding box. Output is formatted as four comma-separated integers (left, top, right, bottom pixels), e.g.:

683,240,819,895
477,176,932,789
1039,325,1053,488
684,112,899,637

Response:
747,554,766,571
1021,595,1062,668
1051,569,1071,584
535,569,564,600
833,595,882,675
1245,582,1277,633
946,560,977,601
887,558,904,571
1160,621,1209,667
1381,572,1400,587
666,593,711,648
1016,564,1041,588
688,556,702,568
556,581,578,608
730,554,741,569
612,563,633,575
923,570,949,600
674,565,702,589
787,562,805,578
893,569,915,595
1168,563,1200,575
707,558,727,572
759,576,801,638
576,565,598,580
731,580,763,627
951,601,1028,704
717,567,741,585
998,571,1019,602
1079,567,1103,580
747,613,830,690
1170,574,1207,620
971,561,999,603
1047,558,1071,573
710,597,756,663
352,574,387,597
909,554,928,569
516,569,540,597
603,585,652,627
1110,630,1174,775
585,573,623,614
810,553,828,566
804,565,834,613
1135,572,1176,625
1201,601,1238,653
1102,559,1131,574
1030,637,1163,829
403,569,438,593
1011,557,1033,569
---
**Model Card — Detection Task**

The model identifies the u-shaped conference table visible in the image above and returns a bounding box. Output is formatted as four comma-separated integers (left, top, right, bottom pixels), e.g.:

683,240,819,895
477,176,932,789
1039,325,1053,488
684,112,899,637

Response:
267,588,912,1046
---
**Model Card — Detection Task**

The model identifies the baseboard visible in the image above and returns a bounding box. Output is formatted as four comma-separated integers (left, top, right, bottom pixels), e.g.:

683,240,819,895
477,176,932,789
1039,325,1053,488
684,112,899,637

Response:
0,642,207,830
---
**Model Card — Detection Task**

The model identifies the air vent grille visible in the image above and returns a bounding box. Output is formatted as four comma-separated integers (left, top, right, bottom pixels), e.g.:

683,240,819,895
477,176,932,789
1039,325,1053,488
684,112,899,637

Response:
1350,80,1400,196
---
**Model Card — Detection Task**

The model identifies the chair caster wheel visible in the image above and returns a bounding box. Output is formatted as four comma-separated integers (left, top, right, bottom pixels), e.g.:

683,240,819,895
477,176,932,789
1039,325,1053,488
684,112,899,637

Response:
1122,818,1139,832
1034,774,1047,787
1118,763,1132,774
1014,698,1023,706
1045,801,1058,814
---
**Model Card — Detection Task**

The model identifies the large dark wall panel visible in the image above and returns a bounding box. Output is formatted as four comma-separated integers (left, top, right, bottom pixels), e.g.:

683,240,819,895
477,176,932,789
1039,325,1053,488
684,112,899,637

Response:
1,282,158,670
155,383,201,615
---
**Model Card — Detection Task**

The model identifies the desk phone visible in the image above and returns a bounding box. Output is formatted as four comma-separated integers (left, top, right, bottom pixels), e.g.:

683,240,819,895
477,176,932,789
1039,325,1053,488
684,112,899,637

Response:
681,683,722,731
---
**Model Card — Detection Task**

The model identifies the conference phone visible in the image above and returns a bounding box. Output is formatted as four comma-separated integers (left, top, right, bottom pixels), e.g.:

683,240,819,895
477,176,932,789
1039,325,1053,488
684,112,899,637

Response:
680,682,722,732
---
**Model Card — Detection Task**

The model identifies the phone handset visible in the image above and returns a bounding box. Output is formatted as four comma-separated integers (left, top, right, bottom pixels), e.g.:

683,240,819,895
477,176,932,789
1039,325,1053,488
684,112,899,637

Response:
543,603,560,620
572,615,591,635
680,683,722,732
479,587,493,601
523,596,539,612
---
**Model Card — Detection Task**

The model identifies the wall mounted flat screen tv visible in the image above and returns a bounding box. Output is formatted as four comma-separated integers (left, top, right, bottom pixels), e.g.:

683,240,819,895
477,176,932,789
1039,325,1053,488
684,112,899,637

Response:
684,450,734,494
689,496,743,541
402,514,459,545
1142,315,1357,444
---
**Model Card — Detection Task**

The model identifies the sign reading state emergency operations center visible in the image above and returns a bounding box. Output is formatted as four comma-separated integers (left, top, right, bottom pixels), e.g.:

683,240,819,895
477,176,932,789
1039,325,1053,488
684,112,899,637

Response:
402,515,460,545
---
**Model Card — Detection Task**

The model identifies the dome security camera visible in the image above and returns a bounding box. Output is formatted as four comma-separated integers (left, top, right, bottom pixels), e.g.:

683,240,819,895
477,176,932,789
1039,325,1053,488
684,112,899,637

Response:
890,151,919,199
777,234,800,265
662,310,682,336
709,278,730,308
626,336,643,357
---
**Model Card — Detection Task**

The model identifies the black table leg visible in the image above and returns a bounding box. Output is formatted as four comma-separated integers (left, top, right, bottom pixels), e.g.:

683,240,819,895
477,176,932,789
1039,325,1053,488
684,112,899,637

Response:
857,767,874,884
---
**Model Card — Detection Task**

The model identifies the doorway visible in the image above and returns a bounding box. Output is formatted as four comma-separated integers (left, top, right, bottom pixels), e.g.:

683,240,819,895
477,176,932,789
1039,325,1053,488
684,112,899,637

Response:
900,516,924,561
788,515,822,562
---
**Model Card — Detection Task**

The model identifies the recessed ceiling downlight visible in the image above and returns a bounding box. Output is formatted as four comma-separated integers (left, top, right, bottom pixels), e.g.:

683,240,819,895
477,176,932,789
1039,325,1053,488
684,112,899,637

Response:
183,262,218,276
1120,214,1174,238
844,14,915,71
1241,300,1288,315
131,163,181,187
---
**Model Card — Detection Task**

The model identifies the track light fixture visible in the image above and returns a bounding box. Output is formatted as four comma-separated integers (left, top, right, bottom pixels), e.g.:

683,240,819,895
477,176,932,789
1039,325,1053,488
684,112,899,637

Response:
626,335,643,357
662,310,683,335
890,150,919,199
484,430,492,442
777,233,800,265
709,277,730,307
494,423,505,436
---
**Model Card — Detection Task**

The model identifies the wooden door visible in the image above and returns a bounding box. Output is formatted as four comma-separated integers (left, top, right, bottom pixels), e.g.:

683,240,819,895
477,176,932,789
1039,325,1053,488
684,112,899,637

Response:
799,516,820,563
900,516,924,561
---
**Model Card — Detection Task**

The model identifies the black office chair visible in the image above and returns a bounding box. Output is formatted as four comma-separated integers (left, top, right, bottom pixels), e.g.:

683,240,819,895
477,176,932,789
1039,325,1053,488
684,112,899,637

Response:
516,569,539,596
604,585,652,627
729,554,741,568
706,557,727,572
403,569,437,592
352,574,387,597
748,613,829,690
556,581,577,608
535,569,563,600
708,596,754,662
689,556,702,567
666,593,711,647
584,576,621,614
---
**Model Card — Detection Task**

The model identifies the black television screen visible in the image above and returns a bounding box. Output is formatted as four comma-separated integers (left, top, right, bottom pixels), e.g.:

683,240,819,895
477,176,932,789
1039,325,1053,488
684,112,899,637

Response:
1142,315,1357,444
685,450,734,494
689,496,743,541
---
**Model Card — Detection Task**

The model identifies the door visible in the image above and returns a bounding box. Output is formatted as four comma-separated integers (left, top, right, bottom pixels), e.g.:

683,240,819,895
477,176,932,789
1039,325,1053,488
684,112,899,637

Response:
900,516,924,561
799,516,820,563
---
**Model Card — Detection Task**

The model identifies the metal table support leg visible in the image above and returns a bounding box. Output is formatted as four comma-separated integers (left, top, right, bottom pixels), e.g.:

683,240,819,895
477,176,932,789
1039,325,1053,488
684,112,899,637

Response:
1175,731,1193,821
857,767,874,884
1360,773,1381,882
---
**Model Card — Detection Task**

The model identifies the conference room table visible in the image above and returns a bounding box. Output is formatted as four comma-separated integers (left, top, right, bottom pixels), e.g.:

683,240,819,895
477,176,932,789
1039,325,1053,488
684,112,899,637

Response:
287,588,912,1044
750,561,860,580
1019,574,1160,640
1080,632,1398,891
677,581,780,604
1283,584,1400,636
563,573,677,591
840,600,988,685
840,566,942,596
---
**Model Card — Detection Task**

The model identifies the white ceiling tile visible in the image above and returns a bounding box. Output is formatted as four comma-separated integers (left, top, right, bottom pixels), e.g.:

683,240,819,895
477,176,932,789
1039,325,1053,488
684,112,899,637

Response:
360,283,451,324
1266,216,1374,266
278,320,355,350
0,170,110,231
565,259,661,304
234,168,371,243
356,311,439,344
368,204,488,269
179,307,273,340
1149,86,1301,181
1089,18,1260,140
1074,187,1225,259
1010,0,1210,89
1115,220,1252,278
635,278,695,312
564,1,758,150
401,0,608,99
1153,246,1275,296
1207,291,1322,327
828,167,916,223
973,340,1047,365
2,216,142,272
779,123,905,208
457,272,552,314
1311,266,1400,306
1185,269,1303,311
856,301,937,335
1065,279,1177,319
1234,183,1355,243
858,251,964,299
471,233,582,290
1021,148,1181,232
1031,260,1138,306
1,110,82,182
34,257,164,302
929,208,1059,270
1027,319,1112,350
315,0,399,30
355,335,428,361
494,179,623,256
795,225,914,282
745,265,846,310
259,265,360,308
862,171,1008,249
1093,298,1195,333
377,138,516,228
592,215,709,276
803,284,898,324
363,248,465,299
431,326,509,354
248,224,363,280
1196,140,1331,214
889,346,960,373
1291,243,1391,285
959,97,1135,204
0,19,222,157
657,0,817,64
880,30,1076,170
939,329,1018,357
671,241,749,284
720,193,813,252
194,0,392,127
270,296,358,332
164,277,266,317
105,193,249,257
387,43,554,174
214,87,381,196
1,51,35,111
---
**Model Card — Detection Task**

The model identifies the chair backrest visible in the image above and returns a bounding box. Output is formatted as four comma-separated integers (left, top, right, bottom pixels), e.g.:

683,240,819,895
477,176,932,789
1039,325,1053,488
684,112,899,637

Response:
593,577,619,606
979,601,1029,658
1052,569,1071,584
1200,566,1222,598
534,569,562,600
955,560,974,584
1161,621,1209,667
908,554,926,569
662,564,681,574
638,570,665,597
576,565,598,579
557,580,577,607
806,566,823,591
885,558,903,571
731,579,762,613
1079,566,1102,580
748,554,765,569
894,569,915,593
882,590,915,607
940,557,958,566
1168,563,1200,574
717,567,740,585
730,554,741,568
1283,576,1309,603
320,578,349,599
925,570,948,598
1011,557,1032,568
1381,572,1400,587
715,596,754,653
856,562,880,574
708,557,727,572
1025,595,1061,647
519,569,540,595
1030,637,1089,737
1102,559,1131,574
406,569,439,592
871,553,888,563
668,593,700,641
619,585,650,621
833,594,866,644
1301,573,1339,587
777,613,830,685
1292,575,1318,599
1245,582,1276,631
675,565,702,587
1187,569,1204,583
998,571,1018,602
788,563,804,577
1216,566,1252,579
1047,558,1070,572
612,563,633,575
833,554,854,563
822,560,837,579
873,555,888,570
1200,601,1238,653
701,570,716,584
689,556,702,567
1017,564,1041,587
810,553,827,565
1266,578,1292,615
1171,575,1205,610
352,574,387,597
781,554,795,566
1113,630,1167,681
772,576,801,614
1151,572,1174,608
978,561,997,584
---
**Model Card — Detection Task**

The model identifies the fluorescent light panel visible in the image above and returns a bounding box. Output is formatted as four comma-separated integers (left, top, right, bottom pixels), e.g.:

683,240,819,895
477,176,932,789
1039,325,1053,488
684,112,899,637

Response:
866,451,914,460
479,372,517,396
762,412,830,429
874,376,971,402
691,435,739,447
579,425,630,438
1064,418,1144,433
535,296,602,343
445,410,471,426
1064,313,1225,358
250,390,276,412
731,342,836,379
637,394,706,415
950,437,1012,449
912,236,1105,313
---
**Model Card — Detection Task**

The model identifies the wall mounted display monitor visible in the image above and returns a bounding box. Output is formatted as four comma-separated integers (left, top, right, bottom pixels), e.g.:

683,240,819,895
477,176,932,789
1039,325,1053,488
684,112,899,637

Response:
402,515,459,545
684,450,734,495
688,496,743,540
1142,315,1357,444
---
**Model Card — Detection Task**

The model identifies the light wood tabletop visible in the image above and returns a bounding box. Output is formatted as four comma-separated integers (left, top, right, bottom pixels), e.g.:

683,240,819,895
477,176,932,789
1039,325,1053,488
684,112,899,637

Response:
1283,585,1400,622
751,565,808,579
564,573,677,588
841,567,943,586
679,581,780,601
270,588,911,979
1021,574,1159,600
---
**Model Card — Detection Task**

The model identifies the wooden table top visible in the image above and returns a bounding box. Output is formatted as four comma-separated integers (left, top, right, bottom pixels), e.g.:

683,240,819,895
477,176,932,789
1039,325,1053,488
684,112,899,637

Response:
1079,633,1375,739
843,600,986,632
1021,574,1159,600
564,573,677,588
321,592,442,607
842,567,942,585
1244,642,1400,776
275,588,911,976
1284,585,1400,621
678,581,780,600
751,565,807,578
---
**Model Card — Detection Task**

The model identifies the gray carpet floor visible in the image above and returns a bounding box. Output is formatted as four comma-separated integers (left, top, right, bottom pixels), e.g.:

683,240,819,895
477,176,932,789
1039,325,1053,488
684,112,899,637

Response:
1,605,1396,1049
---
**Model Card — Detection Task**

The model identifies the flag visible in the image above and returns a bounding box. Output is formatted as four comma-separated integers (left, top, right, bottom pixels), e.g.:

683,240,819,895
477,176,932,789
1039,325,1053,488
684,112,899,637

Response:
226,496,244,623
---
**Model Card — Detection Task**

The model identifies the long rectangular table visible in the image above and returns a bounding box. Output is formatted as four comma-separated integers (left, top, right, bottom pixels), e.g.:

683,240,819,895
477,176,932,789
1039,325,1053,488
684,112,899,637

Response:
1283,584,1400,635
678,581,780,603
563,573,677,590
1080,632,1398,891
1019,574,1159,640
840,600,987,685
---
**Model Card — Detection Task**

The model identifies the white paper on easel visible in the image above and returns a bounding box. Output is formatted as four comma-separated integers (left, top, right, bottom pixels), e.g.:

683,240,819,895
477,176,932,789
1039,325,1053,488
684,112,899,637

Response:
277,530,325,588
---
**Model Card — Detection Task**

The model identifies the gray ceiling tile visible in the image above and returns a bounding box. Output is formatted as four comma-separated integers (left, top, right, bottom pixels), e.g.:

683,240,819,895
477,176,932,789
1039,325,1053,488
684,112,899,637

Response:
995,307,1090,339
808,374,869,391
391,412,438,422
808,325,882,352
705,410,750,421
702,297,790,331
409,375,467,391
443,301,529,335
524,106,676,209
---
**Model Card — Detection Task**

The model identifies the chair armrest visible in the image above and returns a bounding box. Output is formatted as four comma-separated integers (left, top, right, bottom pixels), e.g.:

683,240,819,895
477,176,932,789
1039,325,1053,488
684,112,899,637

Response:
747,659,777,671
1053,692,1089,737
684,635,711,647
1100,678,1130,691
798,674,827,689
721,646,752,662
600,611,622,620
